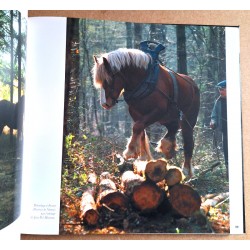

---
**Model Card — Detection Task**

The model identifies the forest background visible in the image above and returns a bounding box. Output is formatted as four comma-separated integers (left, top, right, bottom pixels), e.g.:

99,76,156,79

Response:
0,10,26,230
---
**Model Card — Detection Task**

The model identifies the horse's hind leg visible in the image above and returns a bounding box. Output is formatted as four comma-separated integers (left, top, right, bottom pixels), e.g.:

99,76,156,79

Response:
123,130,142,160
181,120,195,178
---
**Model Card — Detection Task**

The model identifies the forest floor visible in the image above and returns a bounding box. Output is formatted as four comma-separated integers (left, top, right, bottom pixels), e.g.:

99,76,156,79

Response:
60,128,230,235
0,133,21,231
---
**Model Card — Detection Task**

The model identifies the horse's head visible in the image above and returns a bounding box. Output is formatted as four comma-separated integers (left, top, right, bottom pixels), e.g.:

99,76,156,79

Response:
92,48,151,110
92,55,124,110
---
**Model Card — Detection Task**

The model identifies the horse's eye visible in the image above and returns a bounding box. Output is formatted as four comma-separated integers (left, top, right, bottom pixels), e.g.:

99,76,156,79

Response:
104,79,112,87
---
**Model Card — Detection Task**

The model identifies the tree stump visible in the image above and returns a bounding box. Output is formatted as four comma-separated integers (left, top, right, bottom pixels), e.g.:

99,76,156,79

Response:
80,173,99,226
168,183,201,217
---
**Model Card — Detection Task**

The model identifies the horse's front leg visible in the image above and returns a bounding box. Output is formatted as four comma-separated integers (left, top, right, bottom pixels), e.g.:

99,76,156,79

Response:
123,108,160,160
123,121,144,160
138,130,153,161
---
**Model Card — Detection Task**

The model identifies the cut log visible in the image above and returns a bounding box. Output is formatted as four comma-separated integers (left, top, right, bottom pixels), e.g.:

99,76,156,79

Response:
200,192,229,216
121,170,144,197
165,166,184,186
96,174,129,212
133,159,147,177
157,192,172,214
80,173,99,226
168,183,201,217
145,158,167,183
115,154,134,173
133,158,167,183
132,181,164,213
121,171,164,213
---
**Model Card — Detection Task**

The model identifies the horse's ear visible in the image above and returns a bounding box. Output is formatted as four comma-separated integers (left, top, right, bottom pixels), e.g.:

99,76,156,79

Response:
102,57,113,75
93,55,98,64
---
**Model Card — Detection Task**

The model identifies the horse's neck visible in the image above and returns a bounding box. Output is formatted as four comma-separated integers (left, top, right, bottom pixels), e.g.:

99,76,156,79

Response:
122,66,148,91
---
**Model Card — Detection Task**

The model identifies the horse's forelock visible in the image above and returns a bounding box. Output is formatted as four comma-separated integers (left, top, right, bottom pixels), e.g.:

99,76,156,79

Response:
92,59,112,89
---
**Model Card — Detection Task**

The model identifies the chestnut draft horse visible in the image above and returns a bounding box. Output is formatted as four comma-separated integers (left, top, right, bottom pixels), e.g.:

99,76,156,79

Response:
92,48,200,177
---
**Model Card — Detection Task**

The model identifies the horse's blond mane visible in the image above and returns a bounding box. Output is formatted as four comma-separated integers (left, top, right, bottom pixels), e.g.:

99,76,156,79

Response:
92,48,151,88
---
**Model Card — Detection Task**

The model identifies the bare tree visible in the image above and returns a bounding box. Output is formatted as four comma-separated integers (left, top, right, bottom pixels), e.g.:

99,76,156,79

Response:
176,25,187,74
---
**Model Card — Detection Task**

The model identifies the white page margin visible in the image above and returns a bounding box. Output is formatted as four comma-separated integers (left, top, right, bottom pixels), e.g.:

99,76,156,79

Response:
21,17,66,235
226,27,245,234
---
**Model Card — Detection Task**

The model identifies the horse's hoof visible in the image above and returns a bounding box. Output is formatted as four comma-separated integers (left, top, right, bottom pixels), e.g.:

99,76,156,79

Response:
182,167,194,178
123,149,138,160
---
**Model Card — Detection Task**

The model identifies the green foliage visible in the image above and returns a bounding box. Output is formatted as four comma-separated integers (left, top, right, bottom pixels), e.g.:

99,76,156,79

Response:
65,133,75,149
0,10,26,101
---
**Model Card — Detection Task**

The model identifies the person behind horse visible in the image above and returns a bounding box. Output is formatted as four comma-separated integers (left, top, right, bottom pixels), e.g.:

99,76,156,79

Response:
210,80,228,177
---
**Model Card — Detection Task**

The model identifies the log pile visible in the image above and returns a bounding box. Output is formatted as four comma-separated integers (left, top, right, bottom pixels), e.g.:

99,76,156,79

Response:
79,158,202,227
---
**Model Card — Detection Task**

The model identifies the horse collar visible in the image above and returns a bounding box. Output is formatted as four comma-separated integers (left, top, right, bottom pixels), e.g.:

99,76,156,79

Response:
123,62,160,103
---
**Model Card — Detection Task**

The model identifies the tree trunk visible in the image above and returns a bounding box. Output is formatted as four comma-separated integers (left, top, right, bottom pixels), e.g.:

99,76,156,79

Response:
176,25,187,74
80,173,99,226
126,22,133,48
207,26,218,83
134,23,143,48
168,183,201,217
79,19,87,133
10,10,14,142
64,18,80,136
17,11,22,100
218,27,226,81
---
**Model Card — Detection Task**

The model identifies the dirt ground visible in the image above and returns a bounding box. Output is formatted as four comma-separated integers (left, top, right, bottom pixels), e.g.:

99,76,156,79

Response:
0,133,22,231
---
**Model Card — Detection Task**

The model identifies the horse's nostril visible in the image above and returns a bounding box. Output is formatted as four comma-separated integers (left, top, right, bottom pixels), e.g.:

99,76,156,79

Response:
102,103,111,110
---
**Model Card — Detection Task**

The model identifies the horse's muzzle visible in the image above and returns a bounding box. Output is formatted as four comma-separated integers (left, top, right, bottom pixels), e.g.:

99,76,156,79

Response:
101,102,112,110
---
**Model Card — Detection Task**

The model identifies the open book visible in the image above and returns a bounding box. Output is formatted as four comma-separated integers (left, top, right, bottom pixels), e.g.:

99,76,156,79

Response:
0,11,245,238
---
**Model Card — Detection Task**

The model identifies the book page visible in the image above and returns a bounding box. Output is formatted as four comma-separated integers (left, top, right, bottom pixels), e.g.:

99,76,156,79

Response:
0,10,26,237
226,27,244,234
20,17,66,235
59,18,244,235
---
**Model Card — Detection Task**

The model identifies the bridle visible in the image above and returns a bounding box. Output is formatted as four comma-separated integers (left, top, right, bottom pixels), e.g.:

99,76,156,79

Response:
104,70,127,105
